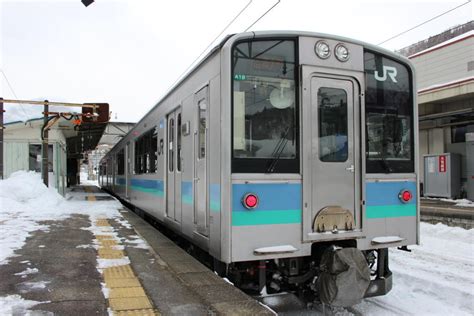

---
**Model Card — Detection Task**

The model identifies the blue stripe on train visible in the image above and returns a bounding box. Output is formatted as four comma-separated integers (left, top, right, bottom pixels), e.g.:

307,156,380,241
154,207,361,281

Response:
366,181,417,218
232,183,301,212
182,181,193,205
232,183,302,226
366,181,416,206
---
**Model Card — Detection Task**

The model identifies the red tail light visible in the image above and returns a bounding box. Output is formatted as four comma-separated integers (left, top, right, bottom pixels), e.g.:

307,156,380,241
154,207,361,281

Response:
399,190,413,203
243,193,259,209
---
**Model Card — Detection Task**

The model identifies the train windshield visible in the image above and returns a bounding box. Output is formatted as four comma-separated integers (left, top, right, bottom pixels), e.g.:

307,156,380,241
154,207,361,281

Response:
364,51,414,173
232,39,298,173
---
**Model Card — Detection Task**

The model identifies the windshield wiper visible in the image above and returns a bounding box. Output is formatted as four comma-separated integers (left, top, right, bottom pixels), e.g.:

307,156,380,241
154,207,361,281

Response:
379,157,393,173
265,126,291,173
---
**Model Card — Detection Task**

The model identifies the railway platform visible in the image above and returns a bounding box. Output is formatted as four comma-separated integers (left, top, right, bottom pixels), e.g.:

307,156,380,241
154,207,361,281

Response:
420,198,474,229
0,185,271,315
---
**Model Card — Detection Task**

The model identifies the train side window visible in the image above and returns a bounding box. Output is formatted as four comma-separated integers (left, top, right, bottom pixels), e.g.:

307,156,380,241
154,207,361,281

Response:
318,87,348,162
134,140,140,174
198,100,206,159
169,118,174,172
177,113,182,171
117,149,125,175
150,127,158,173
134,128,157,174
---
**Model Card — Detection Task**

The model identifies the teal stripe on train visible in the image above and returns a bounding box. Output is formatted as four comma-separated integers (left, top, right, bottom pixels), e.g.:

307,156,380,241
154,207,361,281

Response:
182,181,193,205
232,183,302,226
210,184,220,213
366,181,417,218
130,178,164,197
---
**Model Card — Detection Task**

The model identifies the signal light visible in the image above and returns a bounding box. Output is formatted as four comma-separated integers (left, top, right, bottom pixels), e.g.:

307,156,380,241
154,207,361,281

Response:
399,190,413,203
242,193,258,209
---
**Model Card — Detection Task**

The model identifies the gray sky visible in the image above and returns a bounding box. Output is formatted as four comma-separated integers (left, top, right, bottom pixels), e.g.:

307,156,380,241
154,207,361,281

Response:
1,0,472,123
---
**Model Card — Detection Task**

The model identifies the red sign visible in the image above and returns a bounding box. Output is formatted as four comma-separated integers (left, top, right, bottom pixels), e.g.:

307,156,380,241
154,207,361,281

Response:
439,155,446,173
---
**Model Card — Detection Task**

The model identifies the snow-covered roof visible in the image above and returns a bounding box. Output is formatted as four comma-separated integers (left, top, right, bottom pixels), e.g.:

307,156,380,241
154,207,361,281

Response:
409,30,474,59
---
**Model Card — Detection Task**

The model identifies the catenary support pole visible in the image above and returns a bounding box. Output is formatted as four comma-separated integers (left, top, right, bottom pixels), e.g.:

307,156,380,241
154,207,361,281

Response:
42,100,49,187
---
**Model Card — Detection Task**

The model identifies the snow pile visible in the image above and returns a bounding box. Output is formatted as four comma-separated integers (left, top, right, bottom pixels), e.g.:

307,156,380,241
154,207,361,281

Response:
438,197,474,207
0,170,124,314
353,222,474,315
0,171,63,214
424,197,474,208
450,199,474,208
0,171,122,264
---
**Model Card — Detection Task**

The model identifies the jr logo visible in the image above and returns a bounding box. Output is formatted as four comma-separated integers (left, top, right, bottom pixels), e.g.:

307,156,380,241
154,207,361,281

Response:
374,66,398,83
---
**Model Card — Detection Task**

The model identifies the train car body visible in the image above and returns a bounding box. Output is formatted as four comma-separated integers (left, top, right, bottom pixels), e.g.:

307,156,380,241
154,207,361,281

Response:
100,31,418,305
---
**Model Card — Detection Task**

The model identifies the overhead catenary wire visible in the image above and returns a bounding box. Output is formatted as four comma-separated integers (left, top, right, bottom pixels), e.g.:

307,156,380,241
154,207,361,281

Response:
168,0,253,89
244,0,281,32
378,0,472,45
0,69,30,121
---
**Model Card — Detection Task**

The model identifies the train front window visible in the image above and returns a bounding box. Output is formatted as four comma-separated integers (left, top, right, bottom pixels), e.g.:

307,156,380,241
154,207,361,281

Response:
232,39,298,173
364,51,414,173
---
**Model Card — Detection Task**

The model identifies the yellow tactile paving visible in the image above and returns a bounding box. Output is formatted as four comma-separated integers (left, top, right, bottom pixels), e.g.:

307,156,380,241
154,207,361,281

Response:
96,219,111,226
103,265,135,279
99,239,118,247
98,248,125,259
105,277,142,288
114,309,160,316
96,235,115,242
91,213,159,314
109,297,153,311
109,287,147,299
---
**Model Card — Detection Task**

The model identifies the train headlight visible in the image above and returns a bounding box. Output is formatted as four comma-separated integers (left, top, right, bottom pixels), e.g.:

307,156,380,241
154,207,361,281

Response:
399,190,413,203
335,44,349,62
242,193,259,209
315,41,331,59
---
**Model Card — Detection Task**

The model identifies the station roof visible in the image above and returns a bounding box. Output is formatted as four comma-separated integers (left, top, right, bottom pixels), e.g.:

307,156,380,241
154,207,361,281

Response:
5,117,107,159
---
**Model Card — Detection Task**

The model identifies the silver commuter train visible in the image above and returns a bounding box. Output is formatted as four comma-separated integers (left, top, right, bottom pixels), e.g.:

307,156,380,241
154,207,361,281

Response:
99,31,419,306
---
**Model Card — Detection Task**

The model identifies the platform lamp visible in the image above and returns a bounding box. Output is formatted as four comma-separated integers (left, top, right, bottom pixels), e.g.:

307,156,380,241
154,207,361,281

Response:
81,0,94,7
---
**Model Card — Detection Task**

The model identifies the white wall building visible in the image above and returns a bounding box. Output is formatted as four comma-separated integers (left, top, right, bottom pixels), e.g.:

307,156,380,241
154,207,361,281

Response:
3,118,68,195
400,21,474,196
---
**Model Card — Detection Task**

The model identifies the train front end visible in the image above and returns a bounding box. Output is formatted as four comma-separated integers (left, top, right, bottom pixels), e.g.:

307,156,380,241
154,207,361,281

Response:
223,32,418,306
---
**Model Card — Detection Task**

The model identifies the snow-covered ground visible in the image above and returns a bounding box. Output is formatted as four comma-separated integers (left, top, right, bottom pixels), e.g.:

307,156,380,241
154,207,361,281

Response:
0,171,473,315
352,222,474,315
79,170,99,187
423,196,474,208
0,171,124,314
0,171,121,265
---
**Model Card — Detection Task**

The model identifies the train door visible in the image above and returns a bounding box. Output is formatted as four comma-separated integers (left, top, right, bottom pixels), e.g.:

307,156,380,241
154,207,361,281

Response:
302,72,362,241
125,142,131,199
166,107,182,223
194,86,209,236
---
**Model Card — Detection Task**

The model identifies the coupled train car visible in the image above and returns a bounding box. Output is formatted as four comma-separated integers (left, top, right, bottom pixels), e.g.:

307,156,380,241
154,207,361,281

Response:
100,31,418,306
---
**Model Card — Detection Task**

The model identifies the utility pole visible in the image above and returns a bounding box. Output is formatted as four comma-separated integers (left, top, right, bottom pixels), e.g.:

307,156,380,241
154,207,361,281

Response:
0,98,3,180
42,100,49,186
